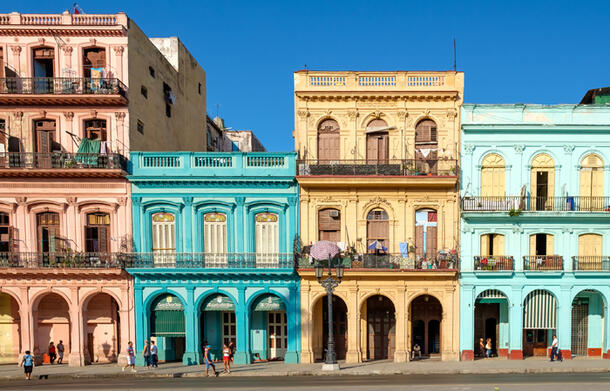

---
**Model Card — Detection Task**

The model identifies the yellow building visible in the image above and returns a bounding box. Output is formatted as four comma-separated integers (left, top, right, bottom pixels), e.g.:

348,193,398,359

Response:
294,71,463,362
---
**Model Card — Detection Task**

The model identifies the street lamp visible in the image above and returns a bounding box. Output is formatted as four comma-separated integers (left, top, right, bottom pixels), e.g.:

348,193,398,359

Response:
314,256,344,371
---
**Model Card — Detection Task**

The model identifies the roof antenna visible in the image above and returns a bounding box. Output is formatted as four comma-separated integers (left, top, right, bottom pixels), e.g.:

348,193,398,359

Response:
215,103,220,118
453,38,457,71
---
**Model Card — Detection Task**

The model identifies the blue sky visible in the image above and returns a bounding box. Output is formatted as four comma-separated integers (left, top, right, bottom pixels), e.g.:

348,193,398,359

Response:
6,1,610,151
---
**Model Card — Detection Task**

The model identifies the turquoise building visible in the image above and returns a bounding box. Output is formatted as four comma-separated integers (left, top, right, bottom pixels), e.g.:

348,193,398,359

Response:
127,152,300,365
459,103,610,360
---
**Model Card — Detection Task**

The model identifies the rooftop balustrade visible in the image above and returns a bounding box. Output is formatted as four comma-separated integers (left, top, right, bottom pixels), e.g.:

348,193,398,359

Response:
0,12,127,27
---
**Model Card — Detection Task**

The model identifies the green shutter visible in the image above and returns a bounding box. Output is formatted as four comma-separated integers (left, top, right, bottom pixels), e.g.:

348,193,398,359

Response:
152,310,185,336
523,290,557,329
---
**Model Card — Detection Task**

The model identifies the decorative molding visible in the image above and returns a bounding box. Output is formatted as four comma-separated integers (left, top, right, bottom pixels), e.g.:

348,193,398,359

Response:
66,197,77,206
14,111,23,120
396,110,408,120
113,46,125,55
296,110,309,119
61,46,74,55
10,46,22,55
132,197,142,206
513,144,525,154
63,112,74,121
463,144,474,154
182,196,193,206
117,197,128,207
512,224,523,234
114,112,126,122
347,110,358,119
563,144,575,154
235,197,245,206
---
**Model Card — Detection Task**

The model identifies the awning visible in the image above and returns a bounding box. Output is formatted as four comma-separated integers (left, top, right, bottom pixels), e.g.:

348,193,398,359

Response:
523,289,557,329
253,295,285,312
151,310,185,337
153,295,184,311
202,295,235,311
476,289,507,303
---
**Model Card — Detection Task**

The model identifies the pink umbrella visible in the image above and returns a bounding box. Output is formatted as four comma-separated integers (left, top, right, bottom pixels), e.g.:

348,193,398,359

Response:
309,240,341,261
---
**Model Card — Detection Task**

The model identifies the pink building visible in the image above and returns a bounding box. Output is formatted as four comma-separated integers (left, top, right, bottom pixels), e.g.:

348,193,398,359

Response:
0,11,207,365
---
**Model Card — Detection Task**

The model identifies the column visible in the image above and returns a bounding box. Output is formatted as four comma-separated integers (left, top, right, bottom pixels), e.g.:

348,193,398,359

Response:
283,285,299,363
393,285,408,362
508,287,523,359
113,112,126,154
460,285,475,360
182,287,201,365
62,46,73,73
182,197,193,253
112,46,124,81
62,112,74,153
345,288,362,363
234,287,251,364
68,289,85,366
132,198,142,252
10,46,21,76
19,297,32,356
558,288,572,359
134,287,147,366
235,197,245,252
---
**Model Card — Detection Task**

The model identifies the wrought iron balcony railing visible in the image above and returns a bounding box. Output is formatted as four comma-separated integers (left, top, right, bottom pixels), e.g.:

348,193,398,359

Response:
461,196,610,212
474,255,514,271
572,256,610,271
0,252,131,268
0,77,127,97
298,253,459,270
127,252,295,269
0,152,127,170
523,255,564,271
297,159,458,176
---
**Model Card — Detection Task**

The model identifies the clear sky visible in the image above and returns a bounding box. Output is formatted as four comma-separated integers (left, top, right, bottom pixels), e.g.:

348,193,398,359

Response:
5,1,610,151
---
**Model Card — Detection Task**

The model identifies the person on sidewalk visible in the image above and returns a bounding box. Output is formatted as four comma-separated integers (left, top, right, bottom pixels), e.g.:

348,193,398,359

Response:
20,350,35,380
56,341,64,364
142,340,151,369
150,340,158,368
122,341,137,372
411,343,421,360
228,341,235,363
204,345,218,377
48,342,56,365
550,335,563,362
222,344,231,374
485,338,493,358
478,338,485,358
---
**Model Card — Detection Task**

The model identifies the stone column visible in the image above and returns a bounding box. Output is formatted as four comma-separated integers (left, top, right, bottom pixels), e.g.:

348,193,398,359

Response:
62,112,74,153
182,287,201,365
508,287,523,359
557,288,572,359
134,287,147,366
393,285,408,362
182,197,193,253
460,285,475,360
235,197,245,252
10,46,21,76
68,289,85,366
62,46,73,75
114,112,126,154
345,287,362,363
19,290,33,354
299,284,314,363
112,46,124,81
283,285,300,363
234,286,251,364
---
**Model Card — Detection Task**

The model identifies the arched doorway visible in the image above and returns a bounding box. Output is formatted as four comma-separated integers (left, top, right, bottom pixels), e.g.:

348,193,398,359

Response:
474,290,509,358
0,293,20,363
250,294,287,360
200,294,236,361
150,294,185,362
364,295,395,360
572,290,606,358
34,293,70,361
317,119,340,164
523,289,557,357
84,293,120,364
530,153,555,211
366,119,389,164
410,295,442,358
312,295,347,361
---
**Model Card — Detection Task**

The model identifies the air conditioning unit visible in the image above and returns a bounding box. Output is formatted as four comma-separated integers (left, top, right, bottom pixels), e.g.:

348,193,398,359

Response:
329,210,339,218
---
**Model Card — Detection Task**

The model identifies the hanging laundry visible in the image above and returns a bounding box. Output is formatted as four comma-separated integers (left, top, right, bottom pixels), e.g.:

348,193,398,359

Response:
90,67,104,91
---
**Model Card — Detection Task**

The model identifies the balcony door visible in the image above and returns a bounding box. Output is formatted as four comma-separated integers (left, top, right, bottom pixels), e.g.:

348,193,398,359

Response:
366,209,389,253
481,154,506,197
34,120,60,168
415,119,438,174
37,212,60,253
84,119,107,142
317,119,340,164
84,213,110,253
255,213,279,266
204,212,227,266
83,47,106,78
415,209,437,258
366,119,389,165
530,154,555,210
33,47,55,93
0,212,13,254
580,154,604,210
480,234,505,256
151,212,175,265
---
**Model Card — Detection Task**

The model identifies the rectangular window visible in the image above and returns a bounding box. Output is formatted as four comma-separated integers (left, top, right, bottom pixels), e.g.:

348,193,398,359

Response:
163,82,173,118
149,66,155,78
198,82,202,95
137,120,144,134
141,85,148,98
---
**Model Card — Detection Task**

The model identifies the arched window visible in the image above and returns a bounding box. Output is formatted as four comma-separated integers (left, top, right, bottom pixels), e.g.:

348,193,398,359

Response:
415,119,438,174
480,153,506,197
367,208,389,252
480,233,505,256
203,213,227,253
366,119,389,164
151,212,175,253
530,153,555,210
415,209,437,258
580,154,604,210
578,234,602,257
318,208,340,242
85,212,110,253
317,119,340,163
255,213,279,254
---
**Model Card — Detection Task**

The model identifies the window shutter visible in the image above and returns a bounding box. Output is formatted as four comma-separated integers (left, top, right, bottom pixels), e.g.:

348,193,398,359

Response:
99,226,108,253
480,234,490,256
546,234,554,255
426,226,437,257
529,235,536,256
415,226,424,257
493,234,505,255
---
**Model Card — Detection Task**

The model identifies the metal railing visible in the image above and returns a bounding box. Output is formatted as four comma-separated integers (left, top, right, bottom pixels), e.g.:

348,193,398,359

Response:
0,252,131,268
0,152,127,170
297,159,458,176
128,253,295,269
473,255,514,271
523,255,564,271
572,256,610,271
298,253,459,270
462,196,610,212
0,77,127,97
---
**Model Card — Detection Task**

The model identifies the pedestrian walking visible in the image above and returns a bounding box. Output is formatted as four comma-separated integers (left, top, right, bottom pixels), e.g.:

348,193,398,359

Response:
204,344,218,377
485,338,493,358
48,342,56,364
228,341,235,363
142,340,151,368
222,344,231,374
550,335,563,362
122,341,137,372
20,350,35,380
478,338,485,358
150,340,158,368
56,340,64,364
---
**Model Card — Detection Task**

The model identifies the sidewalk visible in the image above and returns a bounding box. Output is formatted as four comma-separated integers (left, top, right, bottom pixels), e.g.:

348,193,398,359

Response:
1,357,609,381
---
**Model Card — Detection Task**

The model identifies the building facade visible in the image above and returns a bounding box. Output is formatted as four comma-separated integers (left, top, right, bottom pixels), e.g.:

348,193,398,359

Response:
459,103,610,360
128,152,300,365
0,11,207,366
294,71,463,362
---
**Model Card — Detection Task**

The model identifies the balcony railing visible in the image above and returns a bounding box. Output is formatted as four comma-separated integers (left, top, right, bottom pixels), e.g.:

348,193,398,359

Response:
0,152,127,170
462,196,610,212
127,253,295,269
523,255,564,271
0,252,131,268
298,253,459,270
572,256,610,271
474,256,514,271
0,77,127,97
297,159,458,176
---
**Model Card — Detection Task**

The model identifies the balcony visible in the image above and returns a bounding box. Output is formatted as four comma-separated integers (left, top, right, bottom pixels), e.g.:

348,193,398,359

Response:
461,196,610,213
474,256,514,271
523,255,564,271
0,152,127,178
0,77,128,106
298,253,459,271
297,159,458,177
0,252,130,269
126,253,295,270
572,256,610,271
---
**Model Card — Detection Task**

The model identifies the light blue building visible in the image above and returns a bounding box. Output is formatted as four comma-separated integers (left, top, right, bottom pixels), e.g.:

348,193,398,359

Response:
127,152,300,365
459,103,610,360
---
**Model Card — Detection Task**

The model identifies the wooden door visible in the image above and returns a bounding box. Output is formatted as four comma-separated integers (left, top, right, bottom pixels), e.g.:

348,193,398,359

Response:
367,297,395,360
37,212,60,253
268,312,287,359
318,133,339,163
366,132,388,164
318,209,341,242
34,120,57,168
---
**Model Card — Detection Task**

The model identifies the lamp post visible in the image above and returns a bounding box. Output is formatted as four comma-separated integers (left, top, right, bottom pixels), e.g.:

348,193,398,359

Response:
314,256,344,371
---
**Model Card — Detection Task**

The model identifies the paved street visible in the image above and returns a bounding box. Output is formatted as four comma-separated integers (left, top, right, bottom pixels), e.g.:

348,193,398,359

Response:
2,373,610,391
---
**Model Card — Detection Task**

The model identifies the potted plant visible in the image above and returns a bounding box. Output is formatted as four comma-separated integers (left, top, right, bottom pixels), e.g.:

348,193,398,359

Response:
508,208,522,217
